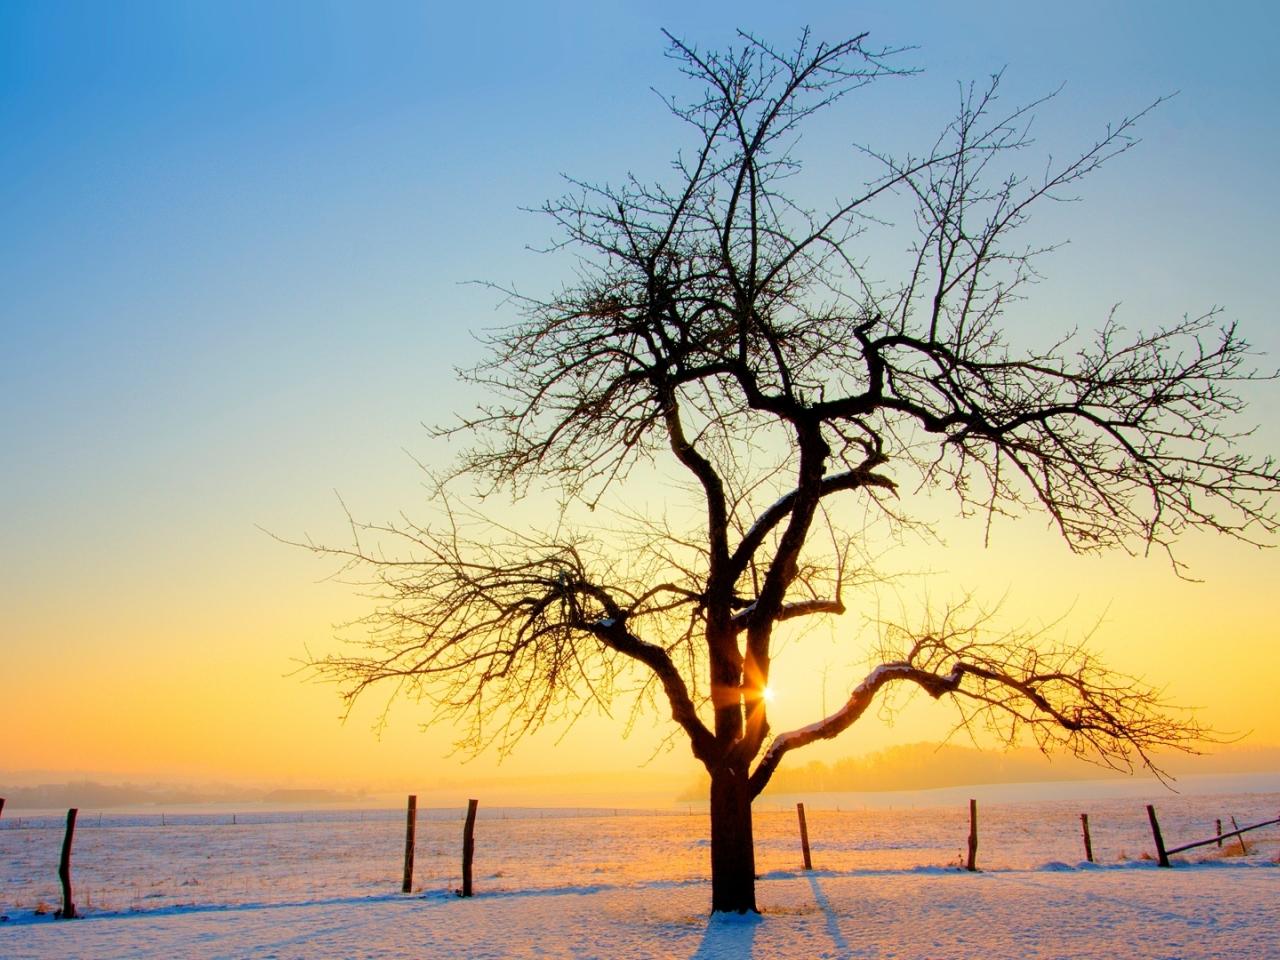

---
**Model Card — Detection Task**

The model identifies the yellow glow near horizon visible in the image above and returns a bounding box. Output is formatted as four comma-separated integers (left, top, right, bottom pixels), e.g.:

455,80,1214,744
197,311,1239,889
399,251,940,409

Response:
3,6,1280,803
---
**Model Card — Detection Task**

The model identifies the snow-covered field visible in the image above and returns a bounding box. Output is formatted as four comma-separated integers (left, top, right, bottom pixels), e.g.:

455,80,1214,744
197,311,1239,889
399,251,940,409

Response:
2,779,1277,959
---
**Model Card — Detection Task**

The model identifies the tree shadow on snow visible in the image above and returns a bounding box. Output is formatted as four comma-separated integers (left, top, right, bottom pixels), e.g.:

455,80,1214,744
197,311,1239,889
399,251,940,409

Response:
691,910,762,959
689,876,854,960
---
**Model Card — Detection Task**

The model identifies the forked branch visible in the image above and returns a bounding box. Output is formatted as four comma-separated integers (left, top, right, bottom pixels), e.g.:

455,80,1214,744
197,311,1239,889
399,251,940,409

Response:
298,512,715,761
748,613,1206,797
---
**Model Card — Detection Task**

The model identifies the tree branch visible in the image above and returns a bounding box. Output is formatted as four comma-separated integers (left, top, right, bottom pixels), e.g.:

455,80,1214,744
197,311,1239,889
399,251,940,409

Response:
749,611,1208,798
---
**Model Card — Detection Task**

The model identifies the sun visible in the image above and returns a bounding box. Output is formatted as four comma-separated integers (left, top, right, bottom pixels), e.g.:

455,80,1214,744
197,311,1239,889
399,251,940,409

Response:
762,685,776,703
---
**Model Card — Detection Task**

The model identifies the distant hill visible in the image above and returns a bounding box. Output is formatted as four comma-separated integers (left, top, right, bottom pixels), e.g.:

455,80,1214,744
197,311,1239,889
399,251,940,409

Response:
678,742,1280,800
0,780,366,811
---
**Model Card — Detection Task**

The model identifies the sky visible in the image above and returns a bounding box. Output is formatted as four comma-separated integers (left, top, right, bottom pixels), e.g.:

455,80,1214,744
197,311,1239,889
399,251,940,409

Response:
2,1,1279,802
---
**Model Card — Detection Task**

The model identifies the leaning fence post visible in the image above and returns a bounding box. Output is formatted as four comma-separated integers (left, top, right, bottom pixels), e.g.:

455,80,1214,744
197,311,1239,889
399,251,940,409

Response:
1080,813,1094,863
460,798,479,897
402,794,417,893
796,802,812,870
966,799,978,872
0,797,6,820
1230,816,1248,855
1146,804,1170,867
58,808,78,919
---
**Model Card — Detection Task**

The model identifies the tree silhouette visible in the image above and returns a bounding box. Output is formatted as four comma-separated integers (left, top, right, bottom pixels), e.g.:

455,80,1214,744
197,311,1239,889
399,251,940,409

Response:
306,30,1278,913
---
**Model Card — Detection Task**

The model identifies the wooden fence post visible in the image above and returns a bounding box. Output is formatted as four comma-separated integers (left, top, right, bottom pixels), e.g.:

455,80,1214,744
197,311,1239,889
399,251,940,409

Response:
1146,804,1170,867
796,803,812,871
966,799,978,872
1230,816,1248,855
402,794,417,893
1162,813,1280,859
58,808,78,919
1080,813,1094,863
0,797,5,820
460,799,479,897
1215,818,1222,848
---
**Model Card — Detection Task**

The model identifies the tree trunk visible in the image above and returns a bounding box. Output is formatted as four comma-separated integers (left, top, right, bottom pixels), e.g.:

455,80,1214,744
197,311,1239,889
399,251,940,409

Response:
709,762,757,913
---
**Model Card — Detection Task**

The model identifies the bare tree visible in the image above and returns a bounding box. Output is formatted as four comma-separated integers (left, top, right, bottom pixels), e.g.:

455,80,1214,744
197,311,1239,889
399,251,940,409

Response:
305,30,1279,913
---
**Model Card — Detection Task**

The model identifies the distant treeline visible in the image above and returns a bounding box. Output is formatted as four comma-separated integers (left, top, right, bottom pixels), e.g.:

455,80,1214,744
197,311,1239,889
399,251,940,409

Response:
679,742,1280,800
0,781,367,811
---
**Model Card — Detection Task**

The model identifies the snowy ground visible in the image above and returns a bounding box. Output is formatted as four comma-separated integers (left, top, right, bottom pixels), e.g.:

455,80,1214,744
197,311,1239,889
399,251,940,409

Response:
2,783,1276,958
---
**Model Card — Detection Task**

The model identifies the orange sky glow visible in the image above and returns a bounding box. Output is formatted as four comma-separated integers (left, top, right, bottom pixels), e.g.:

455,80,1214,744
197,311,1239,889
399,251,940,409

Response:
3,3,1278,805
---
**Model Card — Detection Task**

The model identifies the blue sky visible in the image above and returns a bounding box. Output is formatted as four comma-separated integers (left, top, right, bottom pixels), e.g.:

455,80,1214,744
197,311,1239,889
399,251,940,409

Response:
2,1,1278,789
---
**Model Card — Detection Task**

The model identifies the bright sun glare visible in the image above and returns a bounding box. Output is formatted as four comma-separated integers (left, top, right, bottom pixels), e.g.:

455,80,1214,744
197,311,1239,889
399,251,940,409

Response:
762,686,776,703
